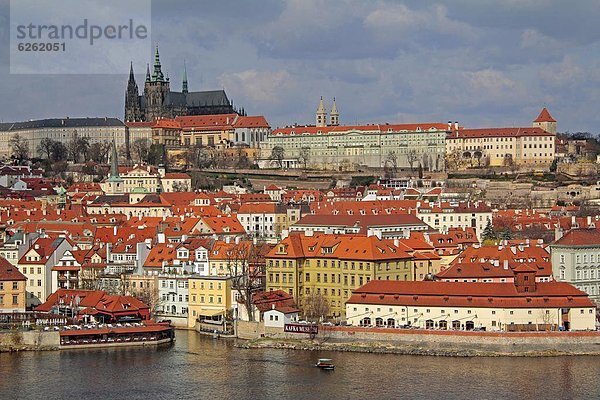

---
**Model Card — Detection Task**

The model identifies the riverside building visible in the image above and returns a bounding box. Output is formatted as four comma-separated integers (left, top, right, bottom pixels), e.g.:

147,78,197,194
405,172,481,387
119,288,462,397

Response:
346,266,596,331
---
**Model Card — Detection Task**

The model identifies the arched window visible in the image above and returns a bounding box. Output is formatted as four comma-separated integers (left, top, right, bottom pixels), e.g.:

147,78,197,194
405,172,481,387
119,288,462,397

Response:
387,318,395,328
425,319,434,329
360,317,371,327
438,320,447,330
375,317,384,327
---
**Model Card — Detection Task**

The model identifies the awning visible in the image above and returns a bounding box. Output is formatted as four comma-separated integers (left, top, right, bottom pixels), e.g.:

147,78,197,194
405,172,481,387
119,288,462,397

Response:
198,309,225,317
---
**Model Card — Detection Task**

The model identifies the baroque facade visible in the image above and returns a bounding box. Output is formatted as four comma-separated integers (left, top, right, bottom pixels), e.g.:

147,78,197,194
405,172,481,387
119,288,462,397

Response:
261,99,447,171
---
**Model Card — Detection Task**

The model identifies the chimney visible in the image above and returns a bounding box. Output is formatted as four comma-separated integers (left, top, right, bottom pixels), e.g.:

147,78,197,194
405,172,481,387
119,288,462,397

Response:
225,236,231,244
454,121,459,130
113,226,118,236
394,238,399,247
503,260,509,270
447,121,452,131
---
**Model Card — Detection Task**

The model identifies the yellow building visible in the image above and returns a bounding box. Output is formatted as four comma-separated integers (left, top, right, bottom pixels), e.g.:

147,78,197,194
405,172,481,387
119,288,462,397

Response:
265,233,414,320
0,257,27,313
187,275,232,329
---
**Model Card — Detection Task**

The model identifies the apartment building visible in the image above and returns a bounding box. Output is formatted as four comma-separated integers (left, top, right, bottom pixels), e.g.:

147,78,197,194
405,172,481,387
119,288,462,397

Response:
265,232,414,319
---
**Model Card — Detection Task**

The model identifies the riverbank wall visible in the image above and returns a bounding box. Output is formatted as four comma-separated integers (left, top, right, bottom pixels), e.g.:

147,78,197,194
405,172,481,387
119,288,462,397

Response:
0,331,60,352
237,322,600,356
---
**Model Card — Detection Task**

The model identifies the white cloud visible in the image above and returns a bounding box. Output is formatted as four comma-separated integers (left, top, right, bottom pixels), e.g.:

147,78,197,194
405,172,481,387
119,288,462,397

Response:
218,69,292,103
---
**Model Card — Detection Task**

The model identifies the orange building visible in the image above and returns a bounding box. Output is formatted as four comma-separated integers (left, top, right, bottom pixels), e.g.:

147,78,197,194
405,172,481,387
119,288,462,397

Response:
0,257,27,312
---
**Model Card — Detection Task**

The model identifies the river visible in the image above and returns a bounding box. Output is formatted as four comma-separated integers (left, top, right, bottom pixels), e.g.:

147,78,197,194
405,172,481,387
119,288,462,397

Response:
1,330,599,399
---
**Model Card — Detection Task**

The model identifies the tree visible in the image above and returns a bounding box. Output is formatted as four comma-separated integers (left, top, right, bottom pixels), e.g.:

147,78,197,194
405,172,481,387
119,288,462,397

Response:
406,149,418,172
50,141,68,162
131,138,151,164
88,141,112,163
482,219,496,243
129,278,162,319
148,144,167,166
67,133,90,163
474,150,483,167
270,146,284,169
384,151,398,178
298,146,311,170
549,158,558,173
9,134,30,161
37,138,55,159
225,240,267,322
303,292,330,322
500,228,512,241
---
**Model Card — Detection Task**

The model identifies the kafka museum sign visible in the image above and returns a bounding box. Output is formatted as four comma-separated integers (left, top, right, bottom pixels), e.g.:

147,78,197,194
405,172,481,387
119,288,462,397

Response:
284,323,318,334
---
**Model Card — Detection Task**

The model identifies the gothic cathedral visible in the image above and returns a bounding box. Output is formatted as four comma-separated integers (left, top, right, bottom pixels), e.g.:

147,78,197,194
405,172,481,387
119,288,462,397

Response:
125,47,243,122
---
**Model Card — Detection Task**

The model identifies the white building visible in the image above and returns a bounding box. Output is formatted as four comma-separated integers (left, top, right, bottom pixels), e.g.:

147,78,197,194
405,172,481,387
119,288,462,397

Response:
0,117,126,158
551,228,600,304
346,268,596,332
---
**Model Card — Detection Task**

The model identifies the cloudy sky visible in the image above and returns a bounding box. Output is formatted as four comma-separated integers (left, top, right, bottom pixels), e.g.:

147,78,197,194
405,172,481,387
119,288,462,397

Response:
1,0,599,132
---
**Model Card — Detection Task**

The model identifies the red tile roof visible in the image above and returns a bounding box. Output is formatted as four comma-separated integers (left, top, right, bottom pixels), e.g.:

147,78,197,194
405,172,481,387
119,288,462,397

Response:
272,123,449,136
449,127,553,139
0,257,26,281
534,107,556,123
348,280,594,308
553,228,600,246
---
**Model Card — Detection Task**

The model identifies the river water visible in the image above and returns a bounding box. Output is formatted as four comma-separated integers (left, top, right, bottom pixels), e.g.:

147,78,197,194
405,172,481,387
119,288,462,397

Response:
1,330,599,400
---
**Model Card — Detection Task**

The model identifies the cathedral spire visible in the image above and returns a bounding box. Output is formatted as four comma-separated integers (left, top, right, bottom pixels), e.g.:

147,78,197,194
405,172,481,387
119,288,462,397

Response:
145,63,151,82
182,60,188,94
106,137,123,194
128,62,135,83
110,137,120,180
152,45,164,82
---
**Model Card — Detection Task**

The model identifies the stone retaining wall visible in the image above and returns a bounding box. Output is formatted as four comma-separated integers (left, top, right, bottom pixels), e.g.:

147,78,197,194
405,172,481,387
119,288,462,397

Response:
0,330,60,352
237,323,600,356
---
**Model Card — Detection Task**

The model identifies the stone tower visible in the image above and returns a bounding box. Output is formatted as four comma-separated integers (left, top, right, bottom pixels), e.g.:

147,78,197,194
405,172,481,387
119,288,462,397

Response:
533,107,557,135
330,97,339,126
143,46,171,121
316,96,327,127
124,62,142,122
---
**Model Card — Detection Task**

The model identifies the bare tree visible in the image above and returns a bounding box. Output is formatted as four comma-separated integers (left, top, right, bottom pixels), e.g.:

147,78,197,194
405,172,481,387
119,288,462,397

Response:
131,138,151,164
303,292,330,322
406,149,418,171
298,146,311,170
130,278,162,319
37,138,55,159
225,240,267,322
384,151,398,178
270,146,285,169
67,132,90,163
9,134,30,161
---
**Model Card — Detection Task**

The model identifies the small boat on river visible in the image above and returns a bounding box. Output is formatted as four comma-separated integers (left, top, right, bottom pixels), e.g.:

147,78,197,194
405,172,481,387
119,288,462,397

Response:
316,358,335,370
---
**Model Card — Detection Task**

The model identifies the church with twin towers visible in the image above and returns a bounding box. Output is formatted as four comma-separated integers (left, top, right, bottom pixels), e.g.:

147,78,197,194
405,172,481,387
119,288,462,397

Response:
124,46,244,122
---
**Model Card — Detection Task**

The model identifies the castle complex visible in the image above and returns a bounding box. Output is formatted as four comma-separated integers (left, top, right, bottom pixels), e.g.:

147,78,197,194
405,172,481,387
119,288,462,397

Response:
124,47,240,122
